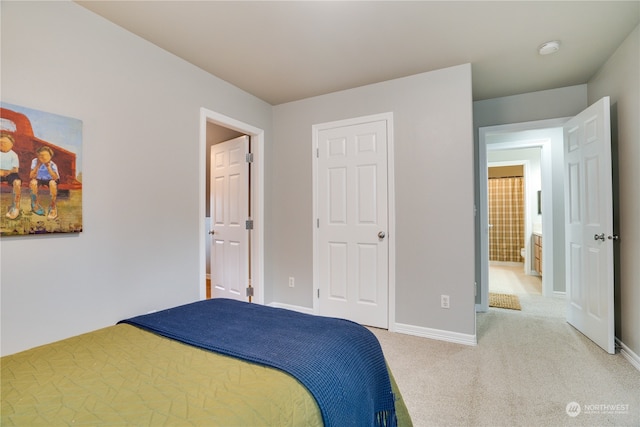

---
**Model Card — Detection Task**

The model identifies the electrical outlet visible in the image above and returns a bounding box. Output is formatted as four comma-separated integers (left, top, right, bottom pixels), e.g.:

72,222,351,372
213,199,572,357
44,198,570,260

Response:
288,277,295,288
441,295,450,309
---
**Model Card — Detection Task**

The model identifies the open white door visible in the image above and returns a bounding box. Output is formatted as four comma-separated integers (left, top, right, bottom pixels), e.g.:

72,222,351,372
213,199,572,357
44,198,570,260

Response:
564,96,615,354
210,135,250,302
315,117,390,328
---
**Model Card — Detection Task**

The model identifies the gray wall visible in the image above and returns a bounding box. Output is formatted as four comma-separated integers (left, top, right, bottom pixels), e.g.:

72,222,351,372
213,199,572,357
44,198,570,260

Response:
0,1,273,355
271,65,476,336
473,85,588,129
588,25,640,359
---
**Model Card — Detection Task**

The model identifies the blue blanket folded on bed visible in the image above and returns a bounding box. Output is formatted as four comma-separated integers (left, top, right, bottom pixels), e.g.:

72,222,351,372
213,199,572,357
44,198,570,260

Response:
119,298,396,427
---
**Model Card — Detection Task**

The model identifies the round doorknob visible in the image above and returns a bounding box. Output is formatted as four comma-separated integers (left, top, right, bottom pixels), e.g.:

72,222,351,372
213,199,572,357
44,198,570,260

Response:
209,230,215,235
378,231,386,239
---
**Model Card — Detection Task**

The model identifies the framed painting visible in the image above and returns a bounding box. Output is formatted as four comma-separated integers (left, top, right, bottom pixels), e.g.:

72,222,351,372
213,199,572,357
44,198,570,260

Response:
0,103,83,236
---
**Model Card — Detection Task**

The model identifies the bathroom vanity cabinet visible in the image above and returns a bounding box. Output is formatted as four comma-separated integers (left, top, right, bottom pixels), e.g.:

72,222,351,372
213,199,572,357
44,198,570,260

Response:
533,233,542,276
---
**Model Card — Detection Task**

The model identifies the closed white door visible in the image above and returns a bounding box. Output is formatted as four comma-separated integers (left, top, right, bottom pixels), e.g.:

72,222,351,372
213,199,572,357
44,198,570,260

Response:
316,119,389,328
210,136,249,302
564,97,615,354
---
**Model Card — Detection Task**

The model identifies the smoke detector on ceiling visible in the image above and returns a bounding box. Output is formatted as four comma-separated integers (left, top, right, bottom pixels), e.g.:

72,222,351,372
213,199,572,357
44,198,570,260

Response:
538,41,561,55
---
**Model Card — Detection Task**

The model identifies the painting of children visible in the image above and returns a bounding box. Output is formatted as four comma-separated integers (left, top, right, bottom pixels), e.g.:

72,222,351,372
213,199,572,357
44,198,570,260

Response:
0,103,82,236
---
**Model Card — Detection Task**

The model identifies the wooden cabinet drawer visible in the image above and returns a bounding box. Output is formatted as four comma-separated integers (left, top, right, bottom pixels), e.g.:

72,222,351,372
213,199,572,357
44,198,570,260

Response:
533,234,542,275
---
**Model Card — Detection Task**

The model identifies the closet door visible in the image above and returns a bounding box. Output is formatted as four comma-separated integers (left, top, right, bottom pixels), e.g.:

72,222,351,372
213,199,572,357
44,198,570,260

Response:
314,116,390,329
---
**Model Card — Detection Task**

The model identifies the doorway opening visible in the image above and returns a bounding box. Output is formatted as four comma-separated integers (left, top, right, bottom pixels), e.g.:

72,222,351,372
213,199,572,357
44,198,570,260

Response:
478,118,569,316
478,99,615,354
199,108,264,305
487,159,547,309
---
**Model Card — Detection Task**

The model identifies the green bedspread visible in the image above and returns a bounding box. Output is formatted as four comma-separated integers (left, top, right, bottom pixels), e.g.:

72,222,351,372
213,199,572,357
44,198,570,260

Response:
2,323,412,426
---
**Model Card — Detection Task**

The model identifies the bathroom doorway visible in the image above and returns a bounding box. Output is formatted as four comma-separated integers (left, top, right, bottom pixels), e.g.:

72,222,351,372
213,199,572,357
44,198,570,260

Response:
487,158,541,304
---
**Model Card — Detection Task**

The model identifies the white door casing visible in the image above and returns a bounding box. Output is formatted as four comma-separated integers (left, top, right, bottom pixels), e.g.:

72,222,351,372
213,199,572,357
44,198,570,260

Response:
564,96,615,354
210,135,250,302
313,114,393,329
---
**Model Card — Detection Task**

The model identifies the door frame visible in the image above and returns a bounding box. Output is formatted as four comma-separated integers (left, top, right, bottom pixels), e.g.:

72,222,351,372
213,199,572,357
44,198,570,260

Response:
199,108,264,305
311,112,396,331
478,118,567,312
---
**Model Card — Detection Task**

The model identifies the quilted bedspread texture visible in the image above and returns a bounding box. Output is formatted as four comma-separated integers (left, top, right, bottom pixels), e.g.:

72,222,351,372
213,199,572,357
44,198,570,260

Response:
1,324,323,426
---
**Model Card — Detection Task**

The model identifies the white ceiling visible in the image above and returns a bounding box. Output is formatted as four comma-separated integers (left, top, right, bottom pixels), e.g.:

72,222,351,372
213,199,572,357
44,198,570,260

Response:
76,1,639,105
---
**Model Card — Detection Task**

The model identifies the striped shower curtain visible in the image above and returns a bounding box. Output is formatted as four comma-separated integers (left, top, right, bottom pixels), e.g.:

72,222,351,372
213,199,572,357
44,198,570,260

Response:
488,177,524,262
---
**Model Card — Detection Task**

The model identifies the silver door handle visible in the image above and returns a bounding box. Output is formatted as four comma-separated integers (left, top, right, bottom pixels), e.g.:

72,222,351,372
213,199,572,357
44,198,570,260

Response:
608,234,619,241
378,231,386,239
594,233,605,241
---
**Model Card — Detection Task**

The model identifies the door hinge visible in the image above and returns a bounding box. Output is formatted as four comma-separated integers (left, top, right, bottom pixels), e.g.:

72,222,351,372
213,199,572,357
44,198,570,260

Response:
245,219,254,230
246,286,254,297
316,148,319,158
317,288,320,298
246,152,254,163
316,218,319,228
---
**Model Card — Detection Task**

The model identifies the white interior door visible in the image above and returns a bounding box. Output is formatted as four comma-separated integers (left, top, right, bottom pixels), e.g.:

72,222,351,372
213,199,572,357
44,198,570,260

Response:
316,118,389,328
210,135,249,302
564,96,615,354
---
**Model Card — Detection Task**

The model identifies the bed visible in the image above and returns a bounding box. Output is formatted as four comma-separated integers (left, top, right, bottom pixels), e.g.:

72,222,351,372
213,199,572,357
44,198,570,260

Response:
1,298,412,426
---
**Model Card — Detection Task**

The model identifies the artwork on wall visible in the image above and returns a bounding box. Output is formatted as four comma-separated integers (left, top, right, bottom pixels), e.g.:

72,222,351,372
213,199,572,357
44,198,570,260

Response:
0,103,83,236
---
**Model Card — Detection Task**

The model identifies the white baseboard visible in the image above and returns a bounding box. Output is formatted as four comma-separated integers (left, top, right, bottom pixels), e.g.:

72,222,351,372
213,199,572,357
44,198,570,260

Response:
395,322,477,346
617,338,640,372
268,302,315,316
269,303,477,346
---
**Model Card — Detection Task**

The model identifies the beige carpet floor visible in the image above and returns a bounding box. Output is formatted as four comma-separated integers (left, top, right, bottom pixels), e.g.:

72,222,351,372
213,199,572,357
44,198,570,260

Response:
372,264,640,426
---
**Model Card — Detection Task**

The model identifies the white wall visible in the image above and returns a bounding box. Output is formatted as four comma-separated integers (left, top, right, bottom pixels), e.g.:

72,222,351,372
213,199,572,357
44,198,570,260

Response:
588,25,640,360
272,65,476,338
0,1,272,355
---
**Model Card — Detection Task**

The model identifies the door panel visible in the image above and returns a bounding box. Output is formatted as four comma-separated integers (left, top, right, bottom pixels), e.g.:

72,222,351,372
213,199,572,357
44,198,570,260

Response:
317,119,388,328
329,242,348,300
210,136,249,302
357,243,378,303
564,97,614,354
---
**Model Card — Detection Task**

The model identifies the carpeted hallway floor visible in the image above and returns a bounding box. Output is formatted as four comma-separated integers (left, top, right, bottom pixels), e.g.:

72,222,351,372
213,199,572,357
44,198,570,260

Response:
371,264,640,426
